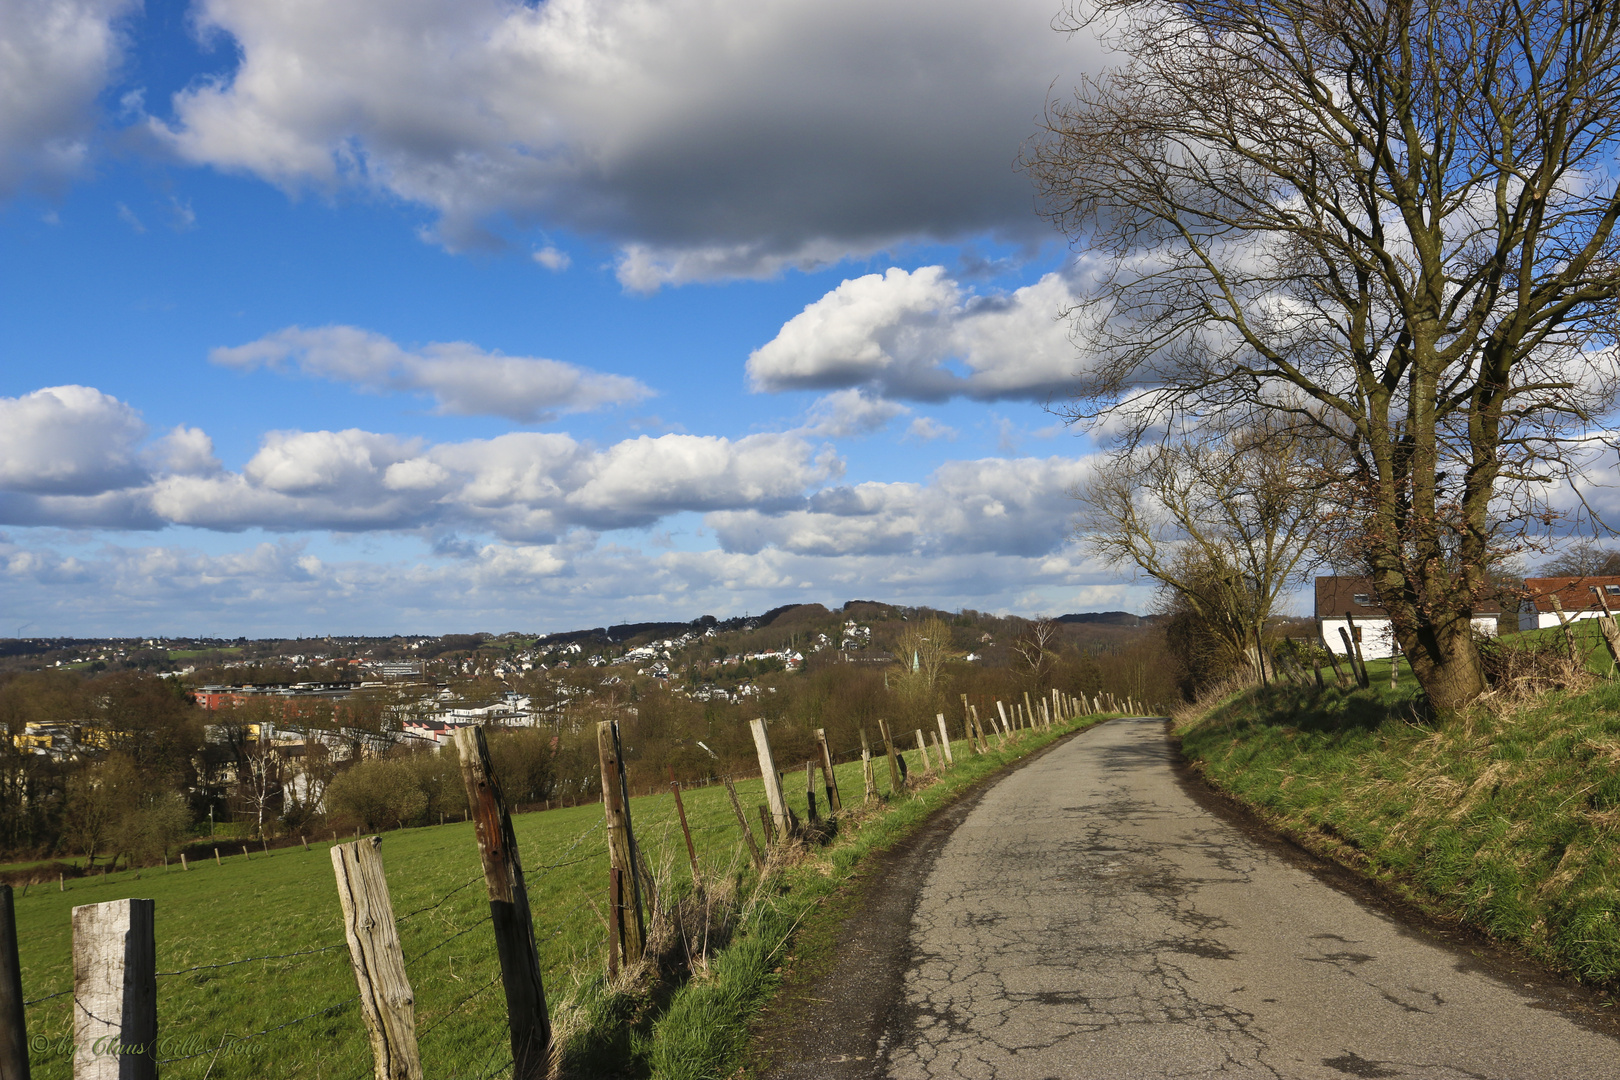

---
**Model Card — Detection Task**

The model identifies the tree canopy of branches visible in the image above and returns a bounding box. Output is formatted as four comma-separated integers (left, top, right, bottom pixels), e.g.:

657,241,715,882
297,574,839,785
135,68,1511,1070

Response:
1033,0,1620,710
1539,540,1620,578
1076,420,1326,681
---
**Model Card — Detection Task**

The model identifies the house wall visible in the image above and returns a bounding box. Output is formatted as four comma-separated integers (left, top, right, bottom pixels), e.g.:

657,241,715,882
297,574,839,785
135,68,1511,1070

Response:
1321,616,1498,660
1520,610,1606,632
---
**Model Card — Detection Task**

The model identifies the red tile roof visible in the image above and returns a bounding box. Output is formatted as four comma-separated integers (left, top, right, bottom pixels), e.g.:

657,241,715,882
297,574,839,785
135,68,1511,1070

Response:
1523,576,1620,614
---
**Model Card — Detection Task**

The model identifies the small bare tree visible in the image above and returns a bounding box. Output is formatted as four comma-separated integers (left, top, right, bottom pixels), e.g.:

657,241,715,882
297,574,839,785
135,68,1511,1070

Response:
1075,419,1327,682
1033,0,1620,710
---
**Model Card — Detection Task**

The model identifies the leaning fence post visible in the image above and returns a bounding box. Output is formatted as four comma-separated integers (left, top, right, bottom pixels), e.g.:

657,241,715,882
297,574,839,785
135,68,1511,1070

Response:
332,839,422,1080
814,728,843,813
749,719,792,838
0,886,28,1080
669,767,702,889
72,898,156,1080
934,714,954,764
859,728,877,802
721,775,763,869
454,727,551,1080
914,730,932,772
597,722,646,965
877,719,904,793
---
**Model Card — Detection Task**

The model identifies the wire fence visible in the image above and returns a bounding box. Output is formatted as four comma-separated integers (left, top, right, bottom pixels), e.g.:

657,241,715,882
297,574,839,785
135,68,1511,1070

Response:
7,721,1033,1079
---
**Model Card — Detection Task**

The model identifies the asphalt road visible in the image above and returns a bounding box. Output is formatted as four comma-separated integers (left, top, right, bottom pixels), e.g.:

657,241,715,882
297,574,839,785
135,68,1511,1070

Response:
761,716,1620,1080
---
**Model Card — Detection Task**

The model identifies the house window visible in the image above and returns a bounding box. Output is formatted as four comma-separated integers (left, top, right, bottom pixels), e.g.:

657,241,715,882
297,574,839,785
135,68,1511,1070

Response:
1352,594,1371,606
1608,585,1620,596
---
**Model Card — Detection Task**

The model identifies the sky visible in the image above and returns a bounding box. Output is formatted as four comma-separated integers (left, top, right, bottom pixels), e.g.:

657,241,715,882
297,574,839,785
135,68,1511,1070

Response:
0,0,1162,637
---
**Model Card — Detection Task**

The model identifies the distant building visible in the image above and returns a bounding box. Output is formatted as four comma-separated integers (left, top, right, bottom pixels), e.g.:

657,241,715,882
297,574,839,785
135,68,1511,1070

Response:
1519,576,1620,631
1315,576,1500,660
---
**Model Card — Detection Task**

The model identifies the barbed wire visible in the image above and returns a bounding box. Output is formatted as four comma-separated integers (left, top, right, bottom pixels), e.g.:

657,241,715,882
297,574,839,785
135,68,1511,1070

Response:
416,972,501,1043
406,913,493,965
395,870,486,926
23,987,70,1007
157,943,346,977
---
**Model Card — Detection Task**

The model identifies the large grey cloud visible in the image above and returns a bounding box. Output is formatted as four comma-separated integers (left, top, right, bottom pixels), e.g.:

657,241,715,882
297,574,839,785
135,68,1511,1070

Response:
152,0,1099,286
0,0,133,195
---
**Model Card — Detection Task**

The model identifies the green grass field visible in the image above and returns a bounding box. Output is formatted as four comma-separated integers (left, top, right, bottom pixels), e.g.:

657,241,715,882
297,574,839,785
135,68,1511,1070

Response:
14,731,1001,1079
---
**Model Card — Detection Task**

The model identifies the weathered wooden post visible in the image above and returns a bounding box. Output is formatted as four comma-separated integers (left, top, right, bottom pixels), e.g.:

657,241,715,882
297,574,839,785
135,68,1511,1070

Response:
597,722,646,965
669,767,702,888
1549,593,1584,665
960,694,979,753
814,729,842,813
935,713,954,764
1336,627,1369,688
454,727,551,1080
804,761,819,824
73,898,157,1080
757,806,776,846
750,719,792,838
914,730,932,772
860,728,877,802
877,719,904,792
721,775,763,869
0,887,28,1080
1342,612,1373,687
332,839,422,1080
1591,589,1620,673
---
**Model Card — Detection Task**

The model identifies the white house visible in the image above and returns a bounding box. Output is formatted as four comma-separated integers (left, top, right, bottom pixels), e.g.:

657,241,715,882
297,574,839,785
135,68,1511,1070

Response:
1520,576,1620,631
1316,576,1500,660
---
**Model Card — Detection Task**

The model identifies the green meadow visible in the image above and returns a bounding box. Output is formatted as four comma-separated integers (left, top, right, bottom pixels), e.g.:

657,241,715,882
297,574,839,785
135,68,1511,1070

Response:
14,721,1088,1079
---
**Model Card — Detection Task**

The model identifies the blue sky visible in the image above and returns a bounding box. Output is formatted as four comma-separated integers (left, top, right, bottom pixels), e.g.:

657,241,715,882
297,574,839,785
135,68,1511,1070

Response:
0,0,1158,636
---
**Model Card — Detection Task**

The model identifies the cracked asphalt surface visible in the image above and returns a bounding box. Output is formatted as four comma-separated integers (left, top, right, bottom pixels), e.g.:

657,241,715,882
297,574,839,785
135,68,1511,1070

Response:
762,716,1620,1080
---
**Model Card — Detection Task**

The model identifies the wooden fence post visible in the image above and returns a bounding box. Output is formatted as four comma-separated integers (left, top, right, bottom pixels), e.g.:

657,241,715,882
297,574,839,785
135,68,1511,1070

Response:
669,768,702,889
721,775,763,869
859,729,877,803
597,722,646,965
1548,593,1583,665
914,730,931,772
0,887,28,1080
803,761,819,823
72,898,156,1080
1342,612,1373,687
749,719,792,838
332,839,422,1080
935,714,954,764
1591,589,1620,673
877,719,903,793
454,727,551,1080
814,729,842,813
1337,626,1369,688
995,701,1011,737
757,806,777,846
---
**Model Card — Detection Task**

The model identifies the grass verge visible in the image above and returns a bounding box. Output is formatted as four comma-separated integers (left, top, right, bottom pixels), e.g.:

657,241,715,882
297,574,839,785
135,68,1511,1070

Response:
1176,669,1620,990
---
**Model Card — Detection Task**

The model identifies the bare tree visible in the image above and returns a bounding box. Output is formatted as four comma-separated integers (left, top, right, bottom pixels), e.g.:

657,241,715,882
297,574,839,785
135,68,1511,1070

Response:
1540,540,1620,578
1032,0,1620,710
1009,617,1062,689
1075,420,1327,682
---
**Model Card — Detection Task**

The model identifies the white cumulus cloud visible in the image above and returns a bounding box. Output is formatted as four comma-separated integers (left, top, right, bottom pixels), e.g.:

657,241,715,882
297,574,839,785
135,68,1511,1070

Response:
0,385,148,495
211,325,651,422
0,0,134,195
747,267,1085,402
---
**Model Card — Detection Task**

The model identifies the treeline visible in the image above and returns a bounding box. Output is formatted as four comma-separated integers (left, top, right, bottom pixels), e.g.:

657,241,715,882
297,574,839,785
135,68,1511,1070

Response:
0,609,1192,868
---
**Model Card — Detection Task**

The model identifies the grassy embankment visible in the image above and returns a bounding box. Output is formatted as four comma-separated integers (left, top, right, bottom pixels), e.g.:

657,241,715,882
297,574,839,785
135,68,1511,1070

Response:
16,714,1102,1079
1177,623,1620,989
